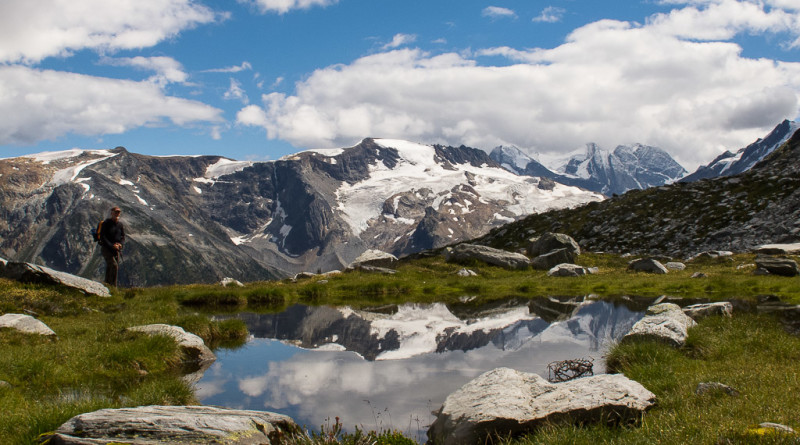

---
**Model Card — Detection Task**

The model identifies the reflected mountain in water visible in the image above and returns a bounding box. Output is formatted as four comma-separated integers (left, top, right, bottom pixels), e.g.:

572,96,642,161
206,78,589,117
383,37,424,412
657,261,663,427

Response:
230,296,646,361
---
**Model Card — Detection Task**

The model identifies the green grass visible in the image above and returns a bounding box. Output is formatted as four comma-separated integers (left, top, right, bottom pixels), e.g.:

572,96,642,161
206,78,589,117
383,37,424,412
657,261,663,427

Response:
1,250,799,444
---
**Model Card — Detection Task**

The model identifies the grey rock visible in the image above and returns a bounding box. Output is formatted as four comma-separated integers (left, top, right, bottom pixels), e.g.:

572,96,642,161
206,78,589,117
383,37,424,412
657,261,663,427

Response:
627,258,668,274
532,248,575,271
445,244,530,270
753,267,771,276
527,232,581,257
220,277,244,287
0,313,56,337
128,324,215,364
754,243,800,255
688,251,733,261
683,302,733,321
1,262,110,297
754,256,800,277
349,249,398,268
42,405,300,444
696,382,739,397
622,303,697,347
427,367,656,445
665,262,686,271
0,380,10,389
456,268,478,277
547,263,590,277
353,265,397,274
691,272,707,278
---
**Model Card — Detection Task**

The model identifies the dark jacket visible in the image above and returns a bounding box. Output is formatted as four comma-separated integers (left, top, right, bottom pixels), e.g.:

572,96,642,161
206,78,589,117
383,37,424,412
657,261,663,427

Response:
100,218,125,252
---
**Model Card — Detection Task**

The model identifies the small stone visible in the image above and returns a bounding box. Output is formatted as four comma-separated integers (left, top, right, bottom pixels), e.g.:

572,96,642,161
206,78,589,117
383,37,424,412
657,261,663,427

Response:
456,268,477,277
695,382,739,397
0,314,57,337
691,272,707,278
219,277,244,287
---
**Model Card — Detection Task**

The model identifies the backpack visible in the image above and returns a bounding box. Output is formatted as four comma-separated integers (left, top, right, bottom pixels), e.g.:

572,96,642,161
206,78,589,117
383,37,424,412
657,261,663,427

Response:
93,220,103,243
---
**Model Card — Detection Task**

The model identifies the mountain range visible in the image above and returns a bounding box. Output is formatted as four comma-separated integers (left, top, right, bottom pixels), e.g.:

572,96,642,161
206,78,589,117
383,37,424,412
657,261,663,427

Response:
0,138,600,286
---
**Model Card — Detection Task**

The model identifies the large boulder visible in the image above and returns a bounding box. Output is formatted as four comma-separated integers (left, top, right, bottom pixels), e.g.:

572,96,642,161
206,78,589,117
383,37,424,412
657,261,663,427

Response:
527,233,581,257
1,261,110,297
531,248,575,271
41,405,301,444
754,256,800,277
546,263,591,277
128,324,216,364
0,313,56,337
622,303,696,347
682,302,733,321
427,367,656,445
348,249,398,269
444,244,530,270
754,243,800,255
627,258,668,274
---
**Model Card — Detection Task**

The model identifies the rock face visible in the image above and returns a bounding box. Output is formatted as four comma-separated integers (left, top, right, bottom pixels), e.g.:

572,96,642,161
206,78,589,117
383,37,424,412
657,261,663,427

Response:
444,244,530,270
477,122,800,259
754,256,800,277
490,143,687,197
0,313,56,337
427,367,656,445
622,303,697,347
43,405,300,445
0,140,601,286
128,324,215,364
1,261,110,297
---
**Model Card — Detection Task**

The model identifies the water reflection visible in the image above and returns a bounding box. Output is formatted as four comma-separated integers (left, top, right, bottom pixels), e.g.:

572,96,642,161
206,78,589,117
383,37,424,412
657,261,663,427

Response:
195,297,645,441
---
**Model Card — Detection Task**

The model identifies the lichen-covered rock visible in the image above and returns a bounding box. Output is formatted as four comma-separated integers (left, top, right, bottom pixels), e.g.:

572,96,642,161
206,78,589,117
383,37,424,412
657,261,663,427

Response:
445,244,530,270
128,324,215,364
41,405,300,444
622,303,696,347
627,258,668,274
683,302,733,321
427,368,656,445
1,261,110,297
0,313,56,337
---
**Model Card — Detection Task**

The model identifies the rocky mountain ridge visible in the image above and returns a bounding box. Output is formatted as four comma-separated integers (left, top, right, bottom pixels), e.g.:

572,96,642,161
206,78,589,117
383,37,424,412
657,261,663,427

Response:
479,127,800,257
0,138,601,286
490,142,687,196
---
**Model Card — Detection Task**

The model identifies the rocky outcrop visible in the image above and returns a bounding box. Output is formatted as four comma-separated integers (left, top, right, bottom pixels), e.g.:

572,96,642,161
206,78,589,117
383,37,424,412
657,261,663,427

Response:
427,367,656,445
444,244,530,270
627,258,668,274
622,303,696,347
128,324,215,364
0,313,56,337
42,405,300,444
754,256,800,277
1,262,109,297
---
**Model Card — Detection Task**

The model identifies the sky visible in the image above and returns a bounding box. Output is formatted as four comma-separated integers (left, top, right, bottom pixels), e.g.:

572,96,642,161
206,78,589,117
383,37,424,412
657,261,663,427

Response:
1,0,800,170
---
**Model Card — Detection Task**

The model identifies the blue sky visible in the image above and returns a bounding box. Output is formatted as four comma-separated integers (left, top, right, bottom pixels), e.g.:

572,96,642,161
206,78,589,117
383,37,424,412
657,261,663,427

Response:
1,0,800,169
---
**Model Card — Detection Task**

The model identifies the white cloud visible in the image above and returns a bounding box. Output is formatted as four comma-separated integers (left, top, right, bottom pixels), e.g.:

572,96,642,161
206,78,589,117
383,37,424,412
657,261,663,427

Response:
382,33,418,50
224,78,249,104
0,0,221,64
202,62,253,73
482,6,517,19
0,65,223,145
101,56,189,86
239,1,800,169
239,0,338,15
533,6,567,23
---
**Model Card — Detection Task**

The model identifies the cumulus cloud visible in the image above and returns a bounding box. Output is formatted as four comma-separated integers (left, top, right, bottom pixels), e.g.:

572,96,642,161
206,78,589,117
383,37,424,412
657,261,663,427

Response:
101,56,189,86
482,6,517,20
0,0,221,64
0,65,223,145
238,0,800,169
202,61,253,73
533,6,567,23
239,0,339,15
382,33,418,50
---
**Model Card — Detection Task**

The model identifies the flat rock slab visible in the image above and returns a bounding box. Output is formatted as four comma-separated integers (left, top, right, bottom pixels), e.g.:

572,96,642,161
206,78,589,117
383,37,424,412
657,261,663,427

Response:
1,261,110,297
622,303,696,347
754,243,800,255
128,324,215,364
42,405,300,444
445,244,530,270
683,302,733,321
428,367,656,445
754,256,800,277
0,313,56,337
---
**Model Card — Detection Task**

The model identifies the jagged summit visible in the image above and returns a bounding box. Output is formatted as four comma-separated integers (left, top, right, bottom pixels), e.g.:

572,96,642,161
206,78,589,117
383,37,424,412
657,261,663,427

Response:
682,119,799,182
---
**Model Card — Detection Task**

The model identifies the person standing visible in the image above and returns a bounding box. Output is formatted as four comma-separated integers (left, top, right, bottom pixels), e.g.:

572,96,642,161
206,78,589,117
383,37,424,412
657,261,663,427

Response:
100,206,125,287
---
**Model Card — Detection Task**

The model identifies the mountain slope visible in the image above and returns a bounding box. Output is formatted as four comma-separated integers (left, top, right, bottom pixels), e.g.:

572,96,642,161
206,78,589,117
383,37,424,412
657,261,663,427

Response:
682,120,799,182
0,139,602,286
490,143,686,196
478,127,800,257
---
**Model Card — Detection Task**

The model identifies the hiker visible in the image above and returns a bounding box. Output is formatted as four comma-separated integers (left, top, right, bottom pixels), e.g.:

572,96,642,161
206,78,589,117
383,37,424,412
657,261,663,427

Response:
99,206,125,287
